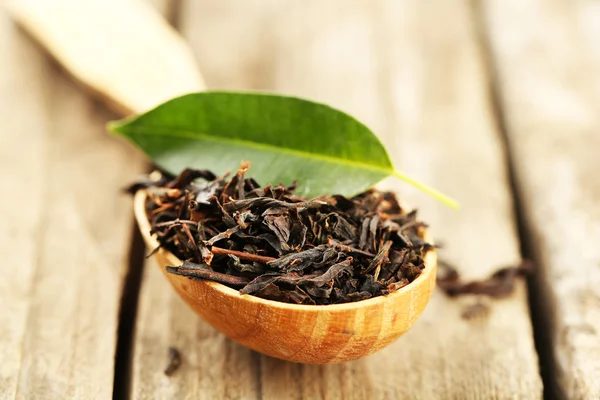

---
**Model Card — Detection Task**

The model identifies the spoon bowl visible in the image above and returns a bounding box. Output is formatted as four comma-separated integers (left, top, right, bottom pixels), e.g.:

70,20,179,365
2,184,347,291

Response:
134,190,437,364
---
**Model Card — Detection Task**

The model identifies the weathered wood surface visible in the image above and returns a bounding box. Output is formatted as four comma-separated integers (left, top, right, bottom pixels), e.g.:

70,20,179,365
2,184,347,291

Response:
5,0,598,398
0,7,147,400
131,1,542,398
483,0,600,398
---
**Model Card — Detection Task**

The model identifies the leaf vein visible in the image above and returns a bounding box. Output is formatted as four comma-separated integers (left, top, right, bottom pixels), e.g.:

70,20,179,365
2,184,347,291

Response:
119,126,394,174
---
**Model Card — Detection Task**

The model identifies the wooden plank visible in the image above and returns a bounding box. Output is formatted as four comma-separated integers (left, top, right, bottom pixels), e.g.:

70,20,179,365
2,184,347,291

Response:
0,12,47,398
482,0,600,398
131,0,543,398
0,7,146,399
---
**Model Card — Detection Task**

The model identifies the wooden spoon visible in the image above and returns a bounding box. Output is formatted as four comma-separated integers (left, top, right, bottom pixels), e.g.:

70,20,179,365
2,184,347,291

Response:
135,191,437,364
6,0,204,114
9,0,438,364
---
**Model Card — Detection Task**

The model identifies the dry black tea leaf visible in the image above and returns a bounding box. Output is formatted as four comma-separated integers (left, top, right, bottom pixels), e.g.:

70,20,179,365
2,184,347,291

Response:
134,163,433,305
437,259,533,298
164,347,182,376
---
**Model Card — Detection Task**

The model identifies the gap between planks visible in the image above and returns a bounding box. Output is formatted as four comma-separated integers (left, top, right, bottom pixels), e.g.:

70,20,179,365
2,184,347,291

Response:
480,0,600,398
113,223,147,400
112,1,191,399
469,1,559,398
0,15,148,399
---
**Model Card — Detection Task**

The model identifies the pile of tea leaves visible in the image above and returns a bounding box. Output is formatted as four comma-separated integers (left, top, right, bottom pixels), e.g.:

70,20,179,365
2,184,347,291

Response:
132,163,433,305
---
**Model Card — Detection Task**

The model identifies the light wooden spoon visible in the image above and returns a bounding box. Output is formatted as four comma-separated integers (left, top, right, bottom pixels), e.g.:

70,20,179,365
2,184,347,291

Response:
135,191,437,364
9,0,438,364
6,0,204,114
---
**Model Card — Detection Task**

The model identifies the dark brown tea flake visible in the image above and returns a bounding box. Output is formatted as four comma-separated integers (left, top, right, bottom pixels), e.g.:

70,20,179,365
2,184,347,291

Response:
164,346,182,376
132,163,433,305
437,259,533,298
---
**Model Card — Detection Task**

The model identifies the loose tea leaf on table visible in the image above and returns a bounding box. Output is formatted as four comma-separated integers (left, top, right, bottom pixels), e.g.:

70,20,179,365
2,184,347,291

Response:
436,259,533,298
131,163,434,305
164,346,182,376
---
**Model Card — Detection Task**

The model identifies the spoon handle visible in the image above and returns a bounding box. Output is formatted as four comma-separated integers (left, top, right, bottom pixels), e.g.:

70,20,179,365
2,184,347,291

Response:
6,0,205,115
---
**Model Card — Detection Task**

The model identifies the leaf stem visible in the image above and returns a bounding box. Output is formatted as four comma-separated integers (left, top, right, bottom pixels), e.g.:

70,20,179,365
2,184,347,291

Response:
392,170,459,209
211,247,277,264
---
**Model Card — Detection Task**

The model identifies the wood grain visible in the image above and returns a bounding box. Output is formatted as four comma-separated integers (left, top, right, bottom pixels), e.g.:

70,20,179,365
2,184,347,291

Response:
131,0,543,398
0,6,147,399
482,0,600,398
0,11,47,398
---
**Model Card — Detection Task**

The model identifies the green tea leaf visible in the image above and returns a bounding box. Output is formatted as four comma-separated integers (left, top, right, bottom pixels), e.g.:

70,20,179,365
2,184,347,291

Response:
109,92,457,207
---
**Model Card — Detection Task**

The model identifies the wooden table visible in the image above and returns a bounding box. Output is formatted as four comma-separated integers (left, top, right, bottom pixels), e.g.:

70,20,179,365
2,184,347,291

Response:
2,1,599,399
